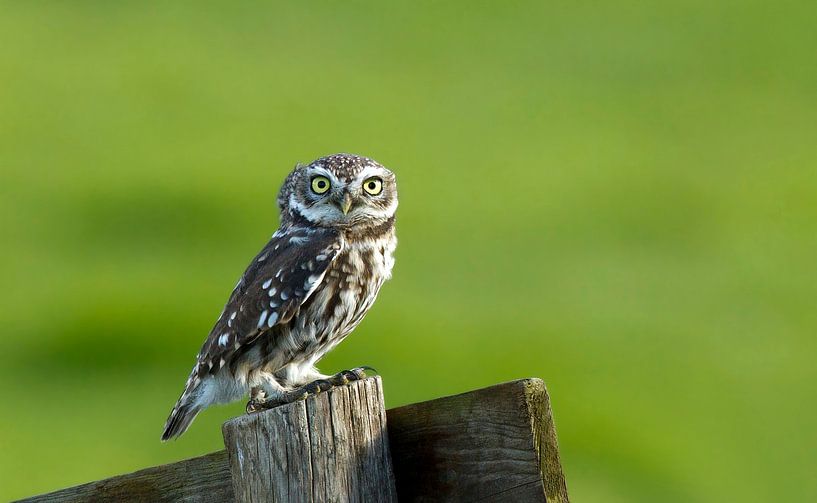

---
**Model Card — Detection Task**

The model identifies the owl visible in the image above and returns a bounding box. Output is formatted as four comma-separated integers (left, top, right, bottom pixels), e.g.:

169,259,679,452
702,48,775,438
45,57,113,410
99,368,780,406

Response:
161,153,397,440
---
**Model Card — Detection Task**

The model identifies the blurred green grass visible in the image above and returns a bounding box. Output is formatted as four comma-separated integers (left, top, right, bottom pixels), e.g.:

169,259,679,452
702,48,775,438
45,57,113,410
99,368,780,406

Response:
1,1,816,501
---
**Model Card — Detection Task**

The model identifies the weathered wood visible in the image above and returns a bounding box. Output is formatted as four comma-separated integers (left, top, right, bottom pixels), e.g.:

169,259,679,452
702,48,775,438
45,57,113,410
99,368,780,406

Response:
17,377,568,503
221,376,397,503
15,451,233,503
387,378,569,502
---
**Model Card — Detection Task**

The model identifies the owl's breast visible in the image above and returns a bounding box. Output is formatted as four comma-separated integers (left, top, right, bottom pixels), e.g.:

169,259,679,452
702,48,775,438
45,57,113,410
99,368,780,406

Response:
244,232,396,375
284,232,393,355
302,235,395,340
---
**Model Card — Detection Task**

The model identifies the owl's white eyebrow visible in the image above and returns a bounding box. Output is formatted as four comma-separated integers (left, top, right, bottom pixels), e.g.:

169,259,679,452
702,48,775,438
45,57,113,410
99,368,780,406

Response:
308,167,339,183
355,165,389,181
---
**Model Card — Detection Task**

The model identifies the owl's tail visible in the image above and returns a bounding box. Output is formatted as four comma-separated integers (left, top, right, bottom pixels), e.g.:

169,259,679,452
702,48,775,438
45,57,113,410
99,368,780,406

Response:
161,370,204,441
161,400,202,441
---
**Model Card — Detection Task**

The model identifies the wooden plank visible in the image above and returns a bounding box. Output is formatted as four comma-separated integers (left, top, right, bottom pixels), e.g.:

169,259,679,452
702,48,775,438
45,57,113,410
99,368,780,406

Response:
528,380,571,502
386,378,569,503
15,451,233,503
221,376,398,503
17,377,568,503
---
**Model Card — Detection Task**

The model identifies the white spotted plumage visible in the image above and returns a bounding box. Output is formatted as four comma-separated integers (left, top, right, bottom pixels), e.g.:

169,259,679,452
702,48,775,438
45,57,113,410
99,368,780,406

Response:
162,153,397,440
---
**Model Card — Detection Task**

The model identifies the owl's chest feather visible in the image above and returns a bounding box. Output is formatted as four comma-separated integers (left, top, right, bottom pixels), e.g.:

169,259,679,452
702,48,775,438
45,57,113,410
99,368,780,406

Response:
266,231,395,364
304,234,395,337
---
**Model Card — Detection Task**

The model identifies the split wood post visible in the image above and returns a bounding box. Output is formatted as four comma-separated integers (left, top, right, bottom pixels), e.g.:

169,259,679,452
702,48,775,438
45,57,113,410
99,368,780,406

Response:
221,376,397,503
387,378,569,502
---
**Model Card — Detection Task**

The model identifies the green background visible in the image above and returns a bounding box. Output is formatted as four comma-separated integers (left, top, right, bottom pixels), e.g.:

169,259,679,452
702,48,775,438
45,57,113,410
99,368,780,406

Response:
1,2,815,501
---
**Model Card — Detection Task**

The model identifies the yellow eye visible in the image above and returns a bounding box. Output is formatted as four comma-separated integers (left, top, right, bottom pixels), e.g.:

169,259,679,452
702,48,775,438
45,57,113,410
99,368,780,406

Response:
310,176,331,194
362,177,383,195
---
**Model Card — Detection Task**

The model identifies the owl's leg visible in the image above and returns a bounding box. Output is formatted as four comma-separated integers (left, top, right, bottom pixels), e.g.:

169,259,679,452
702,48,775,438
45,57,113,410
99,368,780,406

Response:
245,368,328,412
325,366,375,386
295,367,375,395
245,372,289,413
245,386,267,413
293,366,374,389
247,368,375,411
247,383,325,411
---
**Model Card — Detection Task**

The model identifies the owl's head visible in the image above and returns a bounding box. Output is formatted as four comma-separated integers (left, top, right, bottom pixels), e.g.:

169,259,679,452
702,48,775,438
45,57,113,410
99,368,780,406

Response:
278,153,398,230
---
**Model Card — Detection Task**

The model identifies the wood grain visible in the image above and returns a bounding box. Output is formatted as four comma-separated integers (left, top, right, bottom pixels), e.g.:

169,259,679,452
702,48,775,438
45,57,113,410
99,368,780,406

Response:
17,377,568,503
15,451,233,503
222,376,397,503
387,378,569,502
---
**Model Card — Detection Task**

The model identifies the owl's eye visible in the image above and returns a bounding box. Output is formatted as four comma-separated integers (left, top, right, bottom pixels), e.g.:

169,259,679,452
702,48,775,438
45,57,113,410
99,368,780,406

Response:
310,176,331,194
362,177,383,195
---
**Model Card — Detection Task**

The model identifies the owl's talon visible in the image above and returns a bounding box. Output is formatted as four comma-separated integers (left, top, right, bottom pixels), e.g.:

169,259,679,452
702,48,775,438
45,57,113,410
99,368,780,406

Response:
246,399,266,414
329,372,350,385
355,365,378,376
246,387,269,413
303,379,333,395
346,366,374,379
327,366,375,386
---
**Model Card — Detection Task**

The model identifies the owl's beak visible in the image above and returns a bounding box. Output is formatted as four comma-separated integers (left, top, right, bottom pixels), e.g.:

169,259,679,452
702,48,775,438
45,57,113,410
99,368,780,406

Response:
340,192,353,215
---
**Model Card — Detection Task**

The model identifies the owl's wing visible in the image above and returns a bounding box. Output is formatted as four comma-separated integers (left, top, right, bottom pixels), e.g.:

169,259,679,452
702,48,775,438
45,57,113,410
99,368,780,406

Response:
162,226,343,440
194,226,343,378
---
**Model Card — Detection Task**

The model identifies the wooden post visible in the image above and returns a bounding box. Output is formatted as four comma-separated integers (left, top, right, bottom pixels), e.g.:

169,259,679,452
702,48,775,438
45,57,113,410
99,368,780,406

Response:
221,376,397,503
387,378,569,502
16,377,568,503
12,452,234,503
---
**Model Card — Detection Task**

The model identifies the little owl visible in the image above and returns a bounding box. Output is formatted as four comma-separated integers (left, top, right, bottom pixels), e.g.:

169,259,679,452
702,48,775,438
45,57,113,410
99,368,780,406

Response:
162,153,397,440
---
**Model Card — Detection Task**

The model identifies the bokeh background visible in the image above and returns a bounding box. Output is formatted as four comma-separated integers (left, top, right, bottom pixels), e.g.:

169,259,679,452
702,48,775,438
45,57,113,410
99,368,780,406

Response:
2,1,815,501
